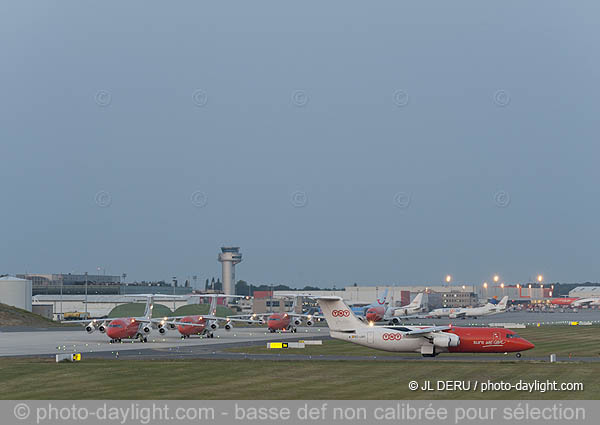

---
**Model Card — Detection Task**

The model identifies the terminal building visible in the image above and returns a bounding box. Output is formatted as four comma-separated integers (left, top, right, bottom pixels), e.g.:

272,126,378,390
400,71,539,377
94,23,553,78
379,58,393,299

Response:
17,273,122,295
273,285,480,310
475,284,554,304
273,283,557,310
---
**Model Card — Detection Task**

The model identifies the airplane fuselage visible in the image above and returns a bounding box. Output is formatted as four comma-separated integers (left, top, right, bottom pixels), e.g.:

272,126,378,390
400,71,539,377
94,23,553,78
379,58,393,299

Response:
177,316,208,337
267,313,291,331
105,318,145,340
330,326,533,355
365,306,386,322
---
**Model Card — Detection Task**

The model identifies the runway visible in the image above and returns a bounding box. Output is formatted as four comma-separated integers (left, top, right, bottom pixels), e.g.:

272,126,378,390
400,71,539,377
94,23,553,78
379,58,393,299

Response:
0,326,329,357
2,310,599,362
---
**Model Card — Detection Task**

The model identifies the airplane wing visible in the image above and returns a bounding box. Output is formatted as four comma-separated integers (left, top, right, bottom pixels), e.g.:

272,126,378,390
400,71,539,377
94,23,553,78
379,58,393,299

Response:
156,316,261,325
228,313,272,320
387,314,428,321
61,318,109,324
222,316,262,323
403,325,452,335
160,320,205,327
286,313,321,319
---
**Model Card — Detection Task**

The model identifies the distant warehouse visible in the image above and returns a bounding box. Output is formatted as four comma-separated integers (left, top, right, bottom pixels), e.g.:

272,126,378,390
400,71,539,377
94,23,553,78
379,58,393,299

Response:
17,273,121,295
0,276,32,311
569,286,600,298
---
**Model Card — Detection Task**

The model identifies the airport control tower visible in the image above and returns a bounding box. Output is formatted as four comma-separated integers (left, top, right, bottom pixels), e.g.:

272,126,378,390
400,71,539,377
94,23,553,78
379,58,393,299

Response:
218,247,242,296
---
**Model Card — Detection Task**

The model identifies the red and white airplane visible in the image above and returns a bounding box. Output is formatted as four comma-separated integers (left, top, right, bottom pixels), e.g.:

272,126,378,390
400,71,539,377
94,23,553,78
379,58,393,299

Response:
570,297,600,308
159,294,255,339
362,288,391,322
550,297,600,307
550,297,580,306
313,296,534,358
66,294,179,343
231,295,319,333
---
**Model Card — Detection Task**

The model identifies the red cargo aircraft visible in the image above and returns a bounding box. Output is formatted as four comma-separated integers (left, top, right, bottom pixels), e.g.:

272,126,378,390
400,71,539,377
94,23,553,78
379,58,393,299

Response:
550,297,579,306
161,294,254,338
65,295,181,343
313,296,534,358
364,288,391,322
230,295,319,333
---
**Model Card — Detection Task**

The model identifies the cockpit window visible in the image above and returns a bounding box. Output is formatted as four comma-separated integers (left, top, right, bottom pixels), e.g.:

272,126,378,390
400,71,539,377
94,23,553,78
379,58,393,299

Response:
506,333,520,339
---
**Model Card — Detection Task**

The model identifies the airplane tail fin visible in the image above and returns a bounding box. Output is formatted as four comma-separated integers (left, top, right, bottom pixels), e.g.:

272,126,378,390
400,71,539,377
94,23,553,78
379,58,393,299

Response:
209,296,218,316
408,293,423,309
377,288,389,306
497,296,509,310
315,297,366,331
143,296,154,319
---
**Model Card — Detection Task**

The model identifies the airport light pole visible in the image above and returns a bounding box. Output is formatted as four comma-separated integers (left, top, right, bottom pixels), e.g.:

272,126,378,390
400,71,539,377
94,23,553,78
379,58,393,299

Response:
172,277,177,311
60,277,63,320
84,272,88,316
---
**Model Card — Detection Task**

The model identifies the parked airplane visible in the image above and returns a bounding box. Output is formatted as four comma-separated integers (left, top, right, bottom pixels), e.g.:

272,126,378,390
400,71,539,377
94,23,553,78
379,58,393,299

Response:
384,293,425,324
550,297,580,306
231,294,319,333
160,294,254,339
427,296,509,319
570,297,600,308
362,288,391,322
313,296,534,357
65,294,179,343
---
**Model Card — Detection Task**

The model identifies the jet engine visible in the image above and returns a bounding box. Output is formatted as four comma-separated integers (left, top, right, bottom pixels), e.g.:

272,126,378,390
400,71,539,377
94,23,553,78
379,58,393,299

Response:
97,324,106,333
258,318,265,325
142,325,151,334
306,319,314,327
210,322,219,330
85,323,95,334
293,318,302,326
224,322,233,331
432,333,460,348
158,325,167,334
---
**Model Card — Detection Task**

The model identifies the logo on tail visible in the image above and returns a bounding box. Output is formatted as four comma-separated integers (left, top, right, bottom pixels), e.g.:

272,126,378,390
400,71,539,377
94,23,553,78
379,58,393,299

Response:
313,297,366,331
376,288,389,305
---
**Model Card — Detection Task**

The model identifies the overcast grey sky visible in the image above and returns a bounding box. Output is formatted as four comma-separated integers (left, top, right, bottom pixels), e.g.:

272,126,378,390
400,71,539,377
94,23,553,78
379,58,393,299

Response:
1,1,599,287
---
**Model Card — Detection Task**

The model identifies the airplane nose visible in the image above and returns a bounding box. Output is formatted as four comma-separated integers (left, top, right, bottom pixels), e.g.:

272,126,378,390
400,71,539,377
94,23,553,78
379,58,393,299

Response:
521,339,535,350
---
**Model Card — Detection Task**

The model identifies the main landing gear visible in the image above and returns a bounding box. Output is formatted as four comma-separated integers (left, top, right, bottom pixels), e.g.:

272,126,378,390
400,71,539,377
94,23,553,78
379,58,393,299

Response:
109,339,122,343
136,334,148,343
516,352,522,358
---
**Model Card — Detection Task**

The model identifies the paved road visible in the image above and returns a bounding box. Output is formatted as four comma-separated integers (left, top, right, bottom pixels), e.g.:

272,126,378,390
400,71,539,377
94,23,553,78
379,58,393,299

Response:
80,343,600,363
0,327,329,357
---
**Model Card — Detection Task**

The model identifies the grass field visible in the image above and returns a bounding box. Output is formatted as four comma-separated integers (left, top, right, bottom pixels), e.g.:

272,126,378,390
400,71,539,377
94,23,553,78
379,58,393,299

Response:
0,325,597,400
225,325,600,359
0,358,598,400
0,303,69,327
